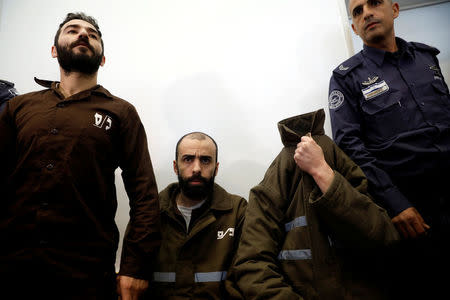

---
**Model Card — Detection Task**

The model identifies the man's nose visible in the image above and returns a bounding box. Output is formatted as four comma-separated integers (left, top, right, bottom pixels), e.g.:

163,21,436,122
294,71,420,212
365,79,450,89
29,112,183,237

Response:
78,28,89,39
363,5,374,21
192,159,201,173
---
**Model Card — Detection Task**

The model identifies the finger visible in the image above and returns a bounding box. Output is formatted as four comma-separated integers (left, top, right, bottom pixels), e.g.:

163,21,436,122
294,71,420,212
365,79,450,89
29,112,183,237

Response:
423,223,431,230
403,221,417,239
300,135,311,143
414,209,425,223
394,222,409,239
411,219,426,236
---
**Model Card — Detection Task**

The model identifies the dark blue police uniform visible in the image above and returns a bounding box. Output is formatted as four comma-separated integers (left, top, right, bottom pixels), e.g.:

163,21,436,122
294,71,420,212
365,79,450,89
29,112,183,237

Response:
328,37,450,218
328,37,450,299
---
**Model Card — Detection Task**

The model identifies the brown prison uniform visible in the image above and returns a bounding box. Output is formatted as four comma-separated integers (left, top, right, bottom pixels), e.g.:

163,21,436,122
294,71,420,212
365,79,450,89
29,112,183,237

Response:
0,78,160,299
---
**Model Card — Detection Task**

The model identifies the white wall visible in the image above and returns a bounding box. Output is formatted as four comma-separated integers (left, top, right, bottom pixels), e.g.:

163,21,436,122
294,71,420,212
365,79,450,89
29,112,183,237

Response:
0,0,352,270
350,2,450,81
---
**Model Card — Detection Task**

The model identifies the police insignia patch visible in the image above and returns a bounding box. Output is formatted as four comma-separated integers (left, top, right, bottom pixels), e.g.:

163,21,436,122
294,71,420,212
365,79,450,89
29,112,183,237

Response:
329,90,344,109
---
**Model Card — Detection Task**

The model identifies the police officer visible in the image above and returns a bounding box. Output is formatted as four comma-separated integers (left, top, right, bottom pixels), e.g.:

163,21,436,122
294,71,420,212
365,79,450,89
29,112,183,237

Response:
0,79,18,113
328,1,450,299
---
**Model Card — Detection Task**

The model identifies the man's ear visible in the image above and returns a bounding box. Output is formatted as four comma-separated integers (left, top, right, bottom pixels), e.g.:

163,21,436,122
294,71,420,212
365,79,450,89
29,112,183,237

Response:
51,45,58,58
100,55,106,67
214,162,219,176
173,160,178,175
351,23,358,36
392,2,399,19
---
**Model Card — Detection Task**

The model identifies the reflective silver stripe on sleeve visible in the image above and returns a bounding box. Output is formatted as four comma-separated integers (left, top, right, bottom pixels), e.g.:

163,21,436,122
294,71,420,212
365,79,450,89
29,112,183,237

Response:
284,216,307,232
278,249,312,260
194,271,227,282
153,272,176,282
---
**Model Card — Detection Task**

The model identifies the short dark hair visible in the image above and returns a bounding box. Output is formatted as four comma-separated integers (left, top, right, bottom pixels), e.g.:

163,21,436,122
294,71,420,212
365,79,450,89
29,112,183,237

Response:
175,132,218,163
54,12,104,54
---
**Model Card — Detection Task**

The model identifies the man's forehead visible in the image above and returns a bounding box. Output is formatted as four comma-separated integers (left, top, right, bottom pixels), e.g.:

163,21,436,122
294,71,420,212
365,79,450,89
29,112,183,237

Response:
179,138,215,156
61,19,98,32
348,0,366,9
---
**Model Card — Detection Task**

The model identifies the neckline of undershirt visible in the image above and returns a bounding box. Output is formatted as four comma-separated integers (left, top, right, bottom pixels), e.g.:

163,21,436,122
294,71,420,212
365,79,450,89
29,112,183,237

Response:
177,199,206,231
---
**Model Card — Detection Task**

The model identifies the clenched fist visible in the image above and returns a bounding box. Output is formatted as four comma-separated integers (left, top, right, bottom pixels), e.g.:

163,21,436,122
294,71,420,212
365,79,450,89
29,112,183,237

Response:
294,133,334,193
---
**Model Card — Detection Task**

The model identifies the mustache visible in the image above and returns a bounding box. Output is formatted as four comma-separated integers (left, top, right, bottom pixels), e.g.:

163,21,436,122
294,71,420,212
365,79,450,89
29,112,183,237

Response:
70,36,95,52
363,17,380,30
187,174,208,183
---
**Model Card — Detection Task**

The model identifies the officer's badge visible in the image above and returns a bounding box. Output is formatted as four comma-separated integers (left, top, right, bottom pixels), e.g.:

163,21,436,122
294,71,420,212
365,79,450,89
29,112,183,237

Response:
361,80,389,100
329,90,345,109
362,76,379,86
339,65,349,71
429,65,442,80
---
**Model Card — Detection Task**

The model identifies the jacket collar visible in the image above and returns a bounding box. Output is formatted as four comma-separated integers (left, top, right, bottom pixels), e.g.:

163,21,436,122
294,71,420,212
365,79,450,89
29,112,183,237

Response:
362,37,414,67
34,77,114,99
277,109,325,147
160,182,233,214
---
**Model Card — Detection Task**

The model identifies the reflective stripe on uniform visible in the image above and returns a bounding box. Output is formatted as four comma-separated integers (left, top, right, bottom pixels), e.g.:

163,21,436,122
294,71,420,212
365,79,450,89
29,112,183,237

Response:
278,249,312,260
284,216,307,232
194,271,227,282
153,272,176,282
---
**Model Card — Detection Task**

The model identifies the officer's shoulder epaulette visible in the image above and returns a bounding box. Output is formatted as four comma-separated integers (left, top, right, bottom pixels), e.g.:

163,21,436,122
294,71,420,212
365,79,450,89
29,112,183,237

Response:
332,53,363,77
0,79,15,87
410,41,440,56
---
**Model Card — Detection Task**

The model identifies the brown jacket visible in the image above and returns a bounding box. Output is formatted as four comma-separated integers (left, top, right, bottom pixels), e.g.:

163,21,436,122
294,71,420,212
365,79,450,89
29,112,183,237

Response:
0,79,160,284
229,109,399,299
149,183,247,299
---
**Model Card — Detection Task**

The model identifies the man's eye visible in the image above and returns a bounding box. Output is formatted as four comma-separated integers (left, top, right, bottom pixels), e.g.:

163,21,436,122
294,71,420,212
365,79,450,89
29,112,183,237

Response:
201,158,211,164
89,34,98,39
353,7,362,17
183,157,192,162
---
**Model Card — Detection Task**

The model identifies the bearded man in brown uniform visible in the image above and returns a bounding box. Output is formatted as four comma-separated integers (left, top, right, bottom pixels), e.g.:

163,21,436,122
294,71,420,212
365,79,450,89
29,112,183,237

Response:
0,12,160,300
148,132,247,299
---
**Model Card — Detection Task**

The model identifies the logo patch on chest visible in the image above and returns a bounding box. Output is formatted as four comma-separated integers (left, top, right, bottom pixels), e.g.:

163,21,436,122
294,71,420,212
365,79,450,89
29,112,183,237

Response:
217,228,234,239
93,112,112,130
361,80,389,100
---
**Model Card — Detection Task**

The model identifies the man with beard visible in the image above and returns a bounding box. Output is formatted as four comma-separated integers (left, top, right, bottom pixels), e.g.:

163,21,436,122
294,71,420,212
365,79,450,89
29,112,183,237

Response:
148,132,247,299
0,12,160,300
328,1,450,299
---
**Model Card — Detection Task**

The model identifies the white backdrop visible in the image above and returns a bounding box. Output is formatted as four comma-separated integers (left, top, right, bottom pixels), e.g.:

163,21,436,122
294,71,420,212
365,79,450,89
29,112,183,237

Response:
0,0,352,269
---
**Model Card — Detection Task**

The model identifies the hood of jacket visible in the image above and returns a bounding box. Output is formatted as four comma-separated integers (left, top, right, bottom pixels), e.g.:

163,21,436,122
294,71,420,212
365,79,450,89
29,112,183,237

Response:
277,109,325,147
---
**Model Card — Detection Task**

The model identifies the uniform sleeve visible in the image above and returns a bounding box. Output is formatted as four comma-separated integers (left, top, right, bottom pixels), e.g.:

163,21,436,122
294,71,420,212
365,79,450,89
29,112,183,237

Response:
432,55,450,94
229,149,304,300
328,74,411,216
225,197,247,300
118,105,161,279
0,102,16,190
310,139,400,247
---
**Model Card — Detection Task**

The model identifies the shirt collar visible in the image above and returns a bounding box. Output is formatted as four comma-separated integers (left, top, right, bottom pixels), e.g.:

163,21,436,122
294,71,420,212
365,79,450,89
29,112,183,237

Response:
33,77,114,99
362,37,413,66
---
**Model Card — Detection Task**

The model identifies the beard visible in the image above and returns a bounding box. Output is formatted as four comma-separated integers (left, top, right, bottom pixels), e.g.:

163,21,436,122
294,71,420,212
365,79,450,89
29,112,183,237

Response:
56,37,103,75
178,172,215,201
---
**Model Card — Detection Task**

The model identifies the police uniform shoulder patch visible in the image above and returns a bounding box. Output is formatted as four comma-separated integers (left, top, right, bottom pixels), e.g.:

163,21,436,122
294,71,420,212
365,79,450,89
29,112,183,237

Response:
328,90,345,109
332,53,363,78
410,42,440,56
